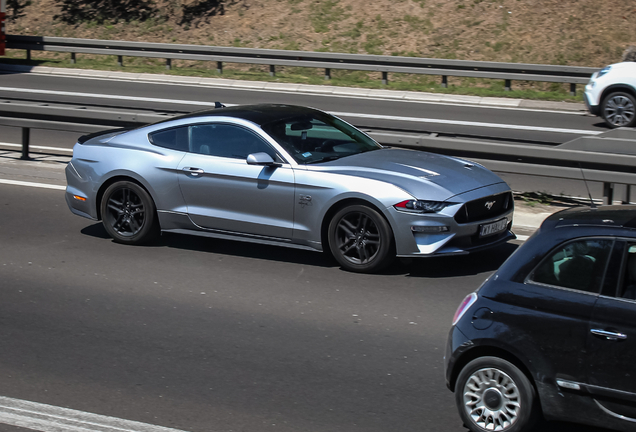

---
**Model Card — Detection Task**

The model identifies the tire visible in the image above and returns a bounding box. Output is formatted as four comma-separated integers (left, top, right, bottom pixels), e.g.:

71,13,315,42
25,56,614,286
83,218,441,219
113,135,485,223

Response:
601,91,636,128
327,204,394,273
455,357,538,432
100,181,159,245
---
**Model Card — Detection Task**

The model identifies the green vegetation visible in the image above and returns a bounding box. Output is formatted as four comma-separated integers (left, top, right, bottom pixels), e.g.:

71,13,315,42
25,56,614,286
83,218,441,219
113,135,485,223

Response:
310,0,347,33
4,0,631,103
517,192,554,207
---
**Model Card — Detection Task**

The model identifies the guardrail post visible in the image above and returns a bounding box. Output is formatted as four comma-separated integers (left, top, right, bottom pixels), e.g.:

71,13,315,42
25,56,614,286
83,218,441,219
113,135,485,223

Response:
624,185,632,204
441,75,448,88
505,79,511,91
325,68,331,80
165,58,171,70
21,127,30,160
269,65,275,77
217,61,223,74
26,49,31,61
70,52,76,64
382,72,388,85
117,55,123,67
570,83,576,96
603,182,614,205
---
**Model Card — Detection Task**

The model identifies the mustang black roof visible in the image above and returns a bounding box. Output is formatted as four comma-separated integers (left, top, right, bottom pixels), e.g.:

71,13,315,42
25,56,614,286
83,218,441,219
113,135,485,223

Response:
545,205,636,230
166,104,321,126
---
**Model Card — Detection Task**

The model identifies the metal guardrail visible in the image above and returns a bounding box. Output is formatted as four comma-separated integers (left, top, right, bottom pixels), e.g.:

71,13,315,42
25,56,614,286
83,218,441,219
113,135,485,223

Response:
5,35,599,94
0,101,634,204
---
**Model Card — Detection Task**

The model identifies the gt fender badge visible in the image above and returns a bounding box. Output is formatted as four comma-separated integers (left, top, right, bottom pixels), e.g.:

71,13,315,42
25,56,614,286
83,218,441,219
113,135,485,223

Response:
299,195,312,207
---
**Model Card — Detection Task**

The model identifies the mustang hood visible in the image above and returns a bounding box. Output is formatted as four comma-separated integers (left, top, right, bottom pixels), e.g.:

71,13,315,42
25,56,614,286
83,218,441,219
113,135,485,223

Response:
311,148,507,201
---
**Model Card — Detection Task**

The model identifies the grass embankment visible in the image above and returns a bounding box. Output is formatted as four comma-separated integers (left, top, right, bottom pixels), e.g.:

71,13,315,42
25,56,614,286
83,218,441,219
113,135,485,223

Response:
3,0,636,101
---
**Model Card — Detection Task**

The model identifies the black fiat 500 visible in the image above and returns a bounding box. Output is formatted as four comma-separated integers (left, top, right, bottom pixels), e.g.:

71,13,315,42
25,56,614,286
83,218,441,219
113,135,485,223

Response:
445,205,636,432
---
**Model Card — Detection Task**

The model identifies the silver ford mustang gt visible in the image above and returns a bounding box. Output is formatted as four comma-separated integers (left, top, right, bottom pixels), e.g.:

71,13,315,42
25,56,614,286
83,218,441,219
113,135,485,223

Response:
65,104,514,273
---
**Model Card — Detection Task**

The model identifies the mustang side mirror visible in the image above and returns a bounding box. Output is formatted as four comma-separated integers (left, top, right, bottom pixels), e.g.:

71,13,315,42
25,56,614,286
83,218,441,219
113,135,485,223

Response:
247,152,281,167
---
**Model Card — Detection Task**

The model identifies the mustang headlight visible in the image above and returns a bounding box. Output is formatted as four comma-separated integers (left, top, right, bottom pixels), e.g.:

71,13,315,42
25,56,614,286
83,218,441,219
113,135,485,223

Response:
394,200,446,213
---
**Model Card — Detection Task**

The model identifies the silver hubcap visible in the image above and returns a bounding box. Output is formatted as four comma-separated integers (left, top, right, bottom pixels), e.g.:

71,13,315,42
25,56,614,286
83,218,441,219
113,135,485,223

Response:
605,95,635,127
462,367,521,431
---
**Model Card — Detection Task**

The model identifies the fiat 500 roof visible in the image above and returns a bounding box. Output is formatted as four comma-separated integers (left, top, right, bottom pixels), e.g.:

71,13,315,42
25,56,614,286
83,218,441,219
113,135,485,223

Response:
546,205,636,230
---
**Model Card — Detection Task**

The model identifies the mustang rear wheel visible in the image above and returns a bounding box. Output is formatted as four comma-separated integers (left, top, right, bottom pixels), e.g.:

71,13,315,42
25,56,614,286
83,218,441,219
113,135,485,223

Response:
328,204,394,273
101,181,159,244
455,357,538,432
602,91,636,128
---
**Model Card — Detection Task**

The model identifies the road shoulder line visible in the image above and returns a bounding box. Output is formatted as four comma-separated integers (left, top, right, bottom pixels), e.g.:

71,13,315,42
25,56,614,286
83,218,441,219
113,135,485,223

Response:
0,179,65,190
0,395,191,432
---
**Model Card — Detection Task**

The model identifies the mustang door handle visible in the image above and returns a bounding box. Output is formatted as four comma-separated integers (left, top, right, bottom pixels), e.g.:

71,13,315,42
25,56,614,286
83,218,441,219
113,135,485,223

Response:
182,167,205,176
590,329,627,341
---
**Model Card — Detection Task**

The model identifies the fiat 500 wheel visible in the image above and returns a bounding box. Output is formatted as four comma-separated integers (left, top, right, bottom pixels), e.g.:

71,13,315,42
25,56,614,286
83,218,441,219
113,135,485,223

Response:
602,92,636,128
327,204,394,273
100,181,159,244
455,357,538,432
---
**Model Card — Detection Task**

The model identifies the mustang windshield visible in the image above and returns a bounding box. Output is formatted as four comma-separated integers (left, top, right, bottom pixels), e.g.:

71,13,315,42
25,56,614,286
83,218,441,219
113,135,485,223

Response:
261,112,382,164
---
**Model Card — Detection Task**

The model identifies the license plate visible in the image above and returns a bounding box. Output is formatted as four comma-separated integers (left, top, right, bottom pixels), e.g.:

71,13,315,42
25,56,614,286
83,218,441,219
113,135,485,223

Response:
479,218,508,237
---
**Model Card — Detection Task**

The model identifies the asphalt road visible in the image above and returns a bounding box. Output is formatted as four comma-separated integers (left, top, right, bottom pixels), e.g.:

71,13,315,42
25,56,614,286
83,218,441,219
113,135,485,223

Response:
0,68,619,431
0,157,613,432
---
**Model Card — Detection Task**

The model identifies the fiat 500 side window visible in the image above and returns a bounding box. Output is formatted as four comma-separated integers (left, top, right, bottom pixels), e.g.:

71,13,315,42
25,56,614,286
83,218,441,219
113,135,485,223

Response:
528,238,614,294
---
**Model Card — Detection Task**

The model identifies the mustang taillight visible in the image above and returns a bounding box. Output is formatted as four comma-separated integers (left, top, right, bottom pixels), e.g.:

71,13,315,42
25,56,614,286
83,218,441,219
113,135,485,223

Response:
452,292,478,326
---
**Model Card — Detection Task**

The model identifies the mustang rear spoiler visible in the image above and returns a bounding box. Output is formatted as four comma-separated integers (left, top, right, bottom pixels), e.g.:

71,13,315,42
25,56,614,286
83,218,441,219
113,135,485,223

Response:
78,127,135,144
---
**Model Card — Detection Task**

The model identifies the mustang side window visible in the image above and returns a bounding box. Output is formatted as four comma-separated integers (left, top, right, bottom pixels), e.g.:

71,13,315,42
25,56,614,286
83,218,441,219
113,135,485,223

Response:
189,124,278,161
148,126,189,151
528,238,613,293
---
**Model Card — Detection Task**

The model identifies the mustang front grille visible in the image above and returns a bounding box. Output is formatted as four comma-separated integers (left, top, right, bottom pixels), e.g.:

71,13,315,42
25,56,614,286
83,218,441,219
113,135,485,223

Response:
454,192,513,224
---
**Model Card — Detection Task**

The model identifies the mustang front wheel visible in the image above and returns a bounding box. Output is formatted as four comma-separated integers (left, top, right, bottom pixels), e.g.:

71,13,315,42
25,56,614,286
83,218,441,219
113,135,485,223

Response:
455,357,538,432
101,181,159,244
328,204,394,273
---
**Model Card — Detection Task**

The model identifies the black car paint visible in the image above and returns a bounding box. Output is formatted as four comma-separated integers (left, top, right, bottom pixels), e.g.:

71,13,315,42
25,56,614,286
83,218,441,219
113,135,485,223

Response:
445,205,636,432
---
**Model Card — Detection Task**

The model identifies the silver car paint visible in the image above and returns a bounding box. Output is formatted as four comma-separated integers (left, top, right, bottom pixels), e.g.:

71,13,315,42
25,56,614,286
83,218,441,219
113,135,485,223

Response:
65,110,513,257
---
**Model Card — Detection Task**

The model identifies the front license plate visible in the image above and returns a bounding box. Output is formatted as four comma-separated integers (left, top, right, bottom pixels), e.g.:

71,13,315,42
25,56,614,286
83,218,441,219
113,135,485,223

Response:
479,218,508,237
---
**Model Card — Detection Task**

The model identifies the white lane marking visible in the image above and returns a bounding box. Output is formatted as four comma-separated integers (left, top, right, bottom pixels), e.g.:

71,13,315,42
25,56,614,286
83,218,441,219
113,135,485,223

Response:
0,87,597,135
0,86,218,107
0,179,65,190
516,235,530,242
332,112,601,135
0,142,73,152
0,395,191,432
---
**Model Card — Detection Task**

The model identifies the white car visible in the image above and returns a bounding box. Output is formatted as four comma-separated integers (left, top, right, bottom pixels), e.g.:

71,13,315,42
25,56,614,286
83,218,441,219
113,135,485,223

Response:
585,62,636,128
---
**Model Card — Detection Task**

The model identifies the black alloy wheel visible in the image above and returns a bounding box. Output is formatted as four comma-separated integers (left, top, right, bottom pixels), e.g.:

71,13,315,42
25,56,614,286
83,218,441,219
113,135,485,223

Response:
328,204,394,273
101,181,159,244
602,91,636,128
455,357,539,432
